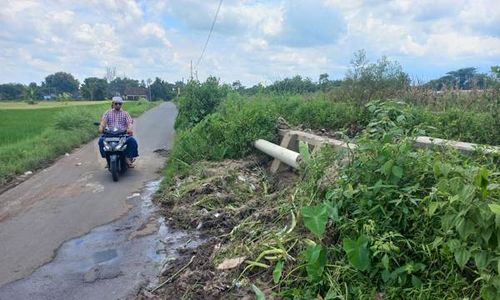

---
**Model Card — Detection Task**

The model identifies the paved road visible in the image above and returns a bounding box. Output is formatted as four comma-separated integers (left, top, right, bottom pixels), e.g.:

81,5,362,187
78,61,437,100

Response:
0,102,177,287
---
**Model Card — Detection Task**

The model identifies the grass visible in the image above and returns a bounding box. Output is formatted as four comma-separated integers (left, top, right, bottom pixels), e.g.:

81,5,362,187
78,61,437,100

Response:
0,100,159,184
0,100,105,109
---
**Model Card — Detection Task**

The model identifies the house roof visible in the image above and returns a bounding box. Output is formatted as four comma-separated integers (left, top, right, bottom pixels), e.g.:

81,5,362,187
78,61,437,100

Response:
124,87,148,95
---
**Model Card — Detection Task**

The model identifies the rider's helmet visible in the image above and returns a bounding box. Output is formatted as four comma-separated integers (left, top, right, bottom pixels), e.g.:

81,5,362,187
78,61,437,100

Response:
112,96,124,103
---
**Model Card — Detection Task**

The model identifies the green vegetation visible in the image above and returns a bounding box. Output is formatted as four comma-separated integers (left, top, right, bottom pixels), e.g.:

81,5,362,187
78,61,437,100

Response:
158,53,499,299
284,102,499,299
0,101,158,184
0,71,184,101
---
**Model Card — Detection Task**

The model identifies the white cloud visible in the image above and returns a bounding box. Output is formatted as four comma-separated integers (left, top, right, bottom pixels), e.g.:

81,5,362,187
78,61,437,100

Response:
0,0,498,85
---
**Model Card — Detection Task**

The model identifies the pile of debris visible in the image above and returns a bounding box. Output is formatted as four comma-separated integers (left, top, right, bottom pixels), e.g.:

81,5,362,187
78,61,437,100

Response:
139,157,297,299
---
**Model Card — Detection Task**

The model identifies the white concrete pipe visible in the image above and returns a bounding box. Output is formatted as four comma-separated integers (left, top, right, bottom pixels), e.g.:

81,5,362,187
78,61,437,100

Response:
254,139,301,169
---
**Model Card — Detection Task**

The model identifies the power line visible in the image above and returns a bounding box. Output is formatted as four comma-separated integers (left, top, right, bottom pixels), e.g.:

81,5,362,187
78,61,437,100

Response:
195,0,223,70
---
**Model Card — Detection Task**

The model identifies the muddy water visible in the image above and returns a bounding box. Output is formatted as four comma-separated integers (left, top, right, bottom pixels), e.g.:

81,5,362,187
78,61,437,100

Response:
0,179,200,300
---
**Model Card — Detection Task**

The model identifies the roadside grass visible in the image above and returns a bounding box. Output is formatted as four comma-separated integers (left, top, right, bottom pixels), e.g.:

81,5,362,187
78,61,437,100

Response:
0,101,159,185
163,92,498,186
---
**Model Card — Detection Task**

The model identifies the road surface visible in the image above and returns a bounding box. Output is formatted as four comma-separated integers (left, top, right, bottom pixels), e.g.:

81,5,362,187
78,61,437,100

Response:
0,102,177,288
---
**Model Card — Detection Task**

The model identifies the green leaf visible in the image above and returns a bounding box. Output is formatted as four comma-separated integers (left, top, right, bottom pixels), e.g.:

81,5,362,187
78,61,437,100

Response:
299,141,311,162
304,244,327,282
272,260,284,284
392,165,403,179
480,285,498,300
488,204,500,215
480,228,493,244
488,183,500,191
432,161,441,178
381,269,392,282
251,284,266,300
431,236,443,249
454,247,471,269
324,288,336,300
456,219,475,240
301,204,328,236
459,184,476,202
324,201,339,221
447,239,460,251
474,167,489,189
343,235,370,271
474,251,488,271
411,275,423,288
428,202,439,216
382,254,390,270
382,160,394,176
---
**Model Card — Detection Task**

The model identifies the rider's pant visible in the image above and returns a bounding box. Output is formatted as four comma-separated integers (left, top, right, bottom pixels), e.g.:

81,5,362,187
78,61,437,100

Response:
98,136,139,158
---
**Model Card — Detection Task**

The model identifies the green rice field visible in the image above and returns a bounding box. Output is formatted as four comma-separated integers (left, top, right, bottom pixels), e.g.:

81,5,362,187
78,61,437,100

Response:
0,100,158,184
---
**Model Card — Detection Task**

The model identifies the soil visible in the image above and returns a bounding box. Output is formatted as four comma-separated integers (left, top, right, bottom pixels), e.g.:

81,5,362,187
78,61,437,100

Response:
138,157,297,299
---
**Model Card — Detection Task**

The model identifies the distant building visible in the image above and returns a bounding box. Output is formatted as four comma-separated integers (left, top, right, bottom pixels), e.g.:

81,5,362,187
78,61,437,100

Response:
124,87,148,100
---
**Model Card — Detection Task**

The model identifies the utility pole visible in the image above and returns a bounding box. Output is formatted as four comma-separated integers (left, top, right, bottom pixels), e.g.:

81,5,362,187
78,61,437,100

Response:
190,60,193,81
146,78,152,101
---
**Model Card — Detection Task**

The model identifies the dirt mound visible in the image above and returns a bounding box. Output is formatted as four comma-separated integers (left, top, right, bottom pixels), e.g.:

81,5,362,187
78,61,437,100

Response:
158,158,270,235
140,158,297,299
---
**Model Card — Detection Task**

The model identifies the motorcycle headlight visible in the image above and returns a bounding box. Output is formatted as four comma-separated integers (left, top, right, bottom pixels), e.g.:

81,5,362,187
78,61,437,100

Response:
115,139,126,151
103,141,111,151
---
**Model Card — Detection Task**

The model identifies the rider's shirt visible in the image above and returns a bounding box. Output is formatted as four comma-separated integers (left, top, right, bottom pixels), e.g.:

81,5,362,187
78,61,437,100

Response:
102,109,133,131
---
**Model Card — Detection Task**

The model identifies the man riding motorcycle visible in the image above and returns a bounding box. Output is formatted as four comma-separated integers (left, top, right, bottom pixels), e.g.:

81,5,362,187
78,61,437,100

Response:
98,96,138,168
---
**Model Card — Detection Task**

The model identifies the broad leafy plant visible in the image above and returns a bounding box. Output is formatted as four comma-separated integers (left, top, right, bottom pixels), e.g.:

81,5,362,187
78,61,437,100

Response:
297,101,499,299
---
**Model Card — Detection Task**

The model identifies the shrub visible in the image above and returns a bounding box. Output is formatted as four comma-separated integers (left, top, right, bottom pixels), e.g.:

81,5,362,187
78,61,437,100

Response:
54,107,94,130
137,97,149,105
175,77,230,130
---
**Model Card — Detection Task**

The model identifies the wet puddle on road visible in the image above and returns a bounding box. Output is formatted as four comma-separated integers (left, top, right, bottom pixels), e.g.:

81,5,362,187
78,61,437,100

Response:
0,179,201,300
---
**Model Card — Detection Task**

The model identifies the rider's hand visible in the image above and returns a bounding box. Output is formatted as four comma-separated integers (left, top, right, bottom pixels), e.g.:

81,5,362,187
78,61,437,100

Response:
127,129,133,135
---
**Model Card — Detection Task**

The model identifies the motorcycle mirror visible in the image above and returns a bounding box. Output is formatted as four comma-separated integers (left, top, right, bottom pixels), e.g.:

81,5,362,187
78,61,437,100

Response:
93,122,100,126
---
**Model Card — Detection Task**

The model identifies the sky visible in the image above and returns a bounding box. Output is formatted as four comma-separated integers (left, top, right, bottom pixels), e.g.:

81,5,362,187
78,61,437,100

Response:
0,0,499,86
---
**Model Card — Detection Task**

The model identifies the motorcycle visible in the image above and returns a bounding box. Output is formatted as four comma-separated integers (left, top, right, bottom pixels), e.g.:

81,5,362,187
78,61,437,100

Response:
101,126,129,181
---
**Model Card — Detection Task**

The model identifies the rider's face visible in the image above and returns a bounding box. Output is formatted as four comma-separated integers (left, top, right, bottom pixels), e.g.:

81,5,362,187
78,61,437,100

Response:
113,102,122,110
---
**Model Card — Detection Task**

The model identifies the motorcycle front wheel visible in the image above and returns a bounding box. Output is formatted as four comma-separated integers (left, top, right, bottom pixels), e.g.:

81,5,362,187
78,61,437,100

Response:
110,159,119,182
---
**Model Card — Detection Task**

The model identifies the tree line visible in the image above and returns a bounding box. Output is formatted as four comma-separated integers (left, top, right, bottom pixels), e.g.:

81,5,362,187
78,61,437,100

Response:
231,52,499,97
1,50,498,101
0,72,184,101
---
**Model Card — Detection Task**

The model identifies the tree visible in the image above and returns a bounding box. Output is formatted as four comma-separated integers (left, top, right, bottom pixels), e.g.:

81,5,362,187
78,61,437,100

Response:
175,76,230,129
24,82,40,100
231,80,244,91
0,83,25,100
107,77,139,97
318,73,341,91
81,77,108,100
491,66,500,80
105,66,116,83
427,67,490,90
42,72,79,96
446,67,477,89
268,75,318,94
342,50,410,104
150,77,176,101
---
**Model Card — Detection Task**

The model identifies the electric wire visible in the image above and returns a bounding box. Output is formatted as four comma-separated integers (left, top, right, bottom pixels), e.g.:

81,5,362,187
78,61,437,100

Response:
195,0,223,70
